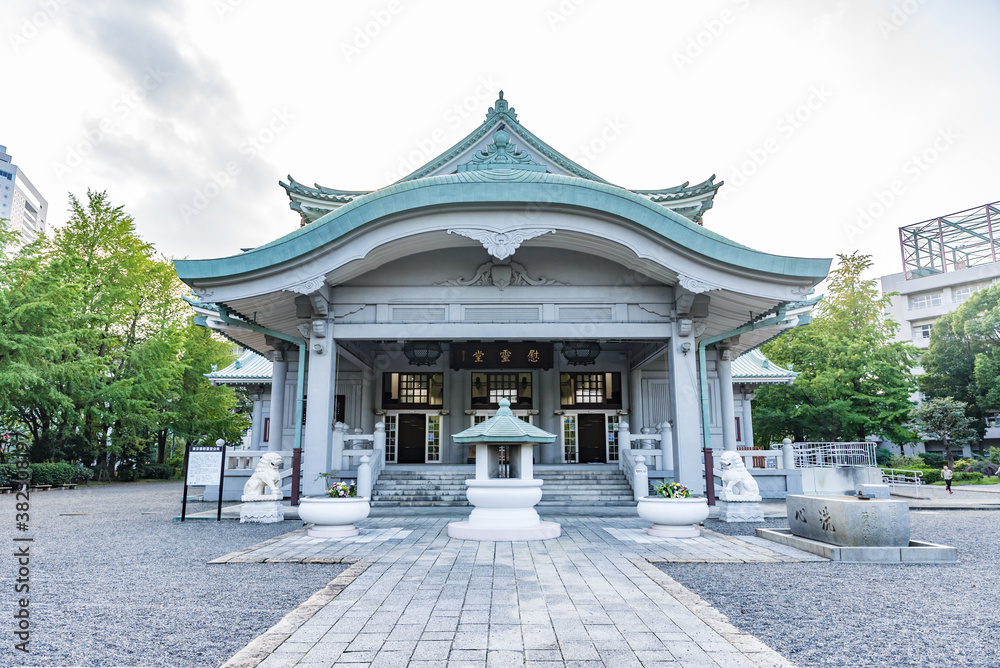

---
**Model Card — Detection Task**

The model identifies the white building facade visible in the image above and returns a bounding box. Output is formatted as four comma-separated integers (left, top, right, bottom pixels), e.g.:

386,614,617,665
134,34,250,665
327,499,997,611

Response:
0,145,48,245
177,93,829,497
881,200,1000,450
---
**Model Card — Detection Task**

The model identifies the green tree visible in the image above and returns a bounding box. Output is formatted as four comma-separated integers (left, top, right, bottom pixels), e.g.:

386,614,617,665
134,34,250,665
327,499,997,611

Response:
753,252,919,444
908,397,977,468
0,191,250,479
920,284,1000,453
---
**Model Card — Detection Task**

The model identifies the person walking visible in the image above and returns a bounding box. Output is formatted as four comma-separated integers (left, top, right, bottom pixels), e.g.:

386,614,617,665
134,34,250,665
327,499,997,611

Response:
942,465,953,494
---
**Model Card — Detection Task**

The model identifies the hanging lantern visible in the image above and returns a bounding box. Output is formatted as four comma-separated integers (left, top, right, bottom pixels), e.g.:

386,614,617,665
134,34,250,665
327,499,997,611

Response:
561,341,602,366
403,341,442,366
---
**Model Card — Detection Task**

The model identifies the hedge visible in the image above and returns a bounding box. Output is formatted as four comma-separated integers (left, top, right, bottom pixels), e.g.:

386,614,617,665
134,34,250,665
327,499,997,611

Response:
141,464,174,480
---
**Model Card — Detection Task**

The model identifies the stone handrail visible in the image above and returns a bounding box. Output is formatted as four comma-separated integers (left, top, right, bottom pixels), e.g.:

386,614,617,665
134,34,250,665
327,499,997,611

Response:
620,448,649,502
616,421,673,472
334,422,386,498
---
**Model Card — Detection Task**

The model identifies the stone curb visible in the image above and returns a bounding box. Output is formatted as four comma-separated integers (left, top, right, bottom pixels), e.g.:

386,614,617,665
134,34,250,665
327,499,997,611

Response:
219,560,371,668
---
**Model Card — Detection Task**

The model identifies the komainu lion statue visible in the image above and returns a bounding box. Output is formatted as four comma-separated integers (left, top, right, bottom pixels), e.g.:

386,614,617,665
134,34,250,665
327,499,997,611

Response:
242,452,284,500
718,451,761,501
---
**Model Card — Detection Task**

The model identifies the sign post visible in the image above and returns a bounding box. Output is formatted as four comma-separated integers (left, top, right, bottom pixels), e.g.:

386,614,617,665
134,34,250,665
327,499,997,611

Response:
181,442,226,521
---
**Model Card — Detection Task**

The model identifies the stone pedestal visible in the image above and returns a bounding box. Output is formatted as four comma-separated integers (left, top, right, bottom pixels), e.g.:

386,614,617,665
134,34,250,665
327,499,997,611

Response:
717,499,764,522
786,494,909,547
240,500,285,524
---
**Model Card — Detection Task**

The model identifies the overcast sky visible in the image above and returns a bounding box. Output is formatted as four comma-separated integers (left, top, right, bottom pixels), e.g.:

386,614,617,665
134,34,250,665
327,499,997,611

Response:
5,0,999,281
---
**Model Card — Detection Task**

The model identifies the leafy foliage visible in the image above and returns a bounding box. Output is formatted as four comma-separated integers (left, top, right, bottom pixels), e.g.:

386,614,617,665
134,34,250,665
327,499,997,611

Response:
753,253,918,444
908,397,978,468
0,191,249,479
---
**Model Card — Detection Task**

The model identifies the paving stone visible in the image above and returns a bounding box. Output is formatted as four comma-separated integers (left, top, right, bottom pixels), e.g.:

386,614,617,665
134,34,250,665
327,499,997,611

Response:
218,515,800,667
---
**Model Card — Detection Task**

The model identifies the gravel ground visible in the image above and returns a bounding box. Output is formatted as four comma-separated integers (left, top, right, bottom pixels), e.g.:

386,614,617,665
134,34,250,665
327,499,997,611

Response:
663,510,1000,668
0,482,345,668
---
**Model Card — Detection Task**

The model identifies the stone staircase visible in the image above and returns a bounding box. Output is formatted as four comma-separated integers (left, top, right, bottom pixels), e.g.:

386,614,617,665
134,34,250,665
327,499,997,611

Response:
370,465,636,508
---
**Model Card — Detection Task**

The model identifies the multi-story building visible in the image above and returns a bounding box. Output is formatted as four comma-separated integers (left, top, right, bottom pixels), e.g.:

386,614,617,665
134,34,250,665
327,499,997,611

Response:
0,145,48,246
881,200,1000,452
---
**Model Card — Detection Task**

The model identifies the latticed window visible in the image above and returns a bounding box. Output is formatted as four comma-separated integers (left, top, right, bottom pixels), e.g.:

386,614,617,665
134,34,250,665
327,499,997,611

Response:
382,373,443,407
575,374,605,403
471,372,532,408
908,293,941,310
953,286,979,303
383,415,397,462
563,415,578,463
427,415,441,462
606,414,620,462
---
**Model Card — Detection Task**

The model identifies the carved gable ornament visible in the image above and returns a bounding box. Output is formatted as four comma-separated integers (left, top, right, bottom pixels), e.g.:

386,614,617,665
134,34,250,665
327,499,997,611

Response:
436,261,566,291
447,228,555,261
458,126,545,173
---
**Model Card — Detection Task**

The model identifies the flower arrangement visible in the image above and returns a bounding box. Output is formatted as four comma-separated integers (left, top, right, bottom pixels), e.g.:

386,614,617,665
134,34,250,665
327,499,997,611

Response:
653,481,691,498
316,472,357,498
324,481,357,498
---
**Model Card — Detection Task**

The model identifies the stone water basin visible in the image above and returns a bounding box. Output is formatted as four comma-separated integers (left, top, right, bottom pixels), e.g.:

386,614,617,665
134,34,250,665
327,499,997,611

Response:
785,494,909,547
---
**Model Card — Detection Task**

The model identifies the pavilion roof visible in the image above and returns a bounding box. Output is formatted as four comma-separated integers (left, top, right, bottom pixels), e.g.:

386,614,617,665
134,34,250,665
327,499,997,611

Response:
205,349,272,385
452,399,556,444
279,92,722,226
732,348,797,385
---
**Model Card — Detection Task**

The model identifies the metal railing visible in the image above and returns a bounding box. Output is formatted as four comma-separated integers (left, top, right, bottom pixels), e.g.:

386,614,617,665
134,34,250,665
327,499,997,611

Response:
793,441,877,468
881,468,924,495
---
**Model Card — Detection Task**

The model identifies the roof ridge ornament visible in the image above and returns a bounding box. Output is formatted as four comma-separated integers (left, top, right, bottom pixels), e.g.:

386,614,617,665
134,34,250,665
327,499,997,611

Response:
486,90,517,121
457,126,545,173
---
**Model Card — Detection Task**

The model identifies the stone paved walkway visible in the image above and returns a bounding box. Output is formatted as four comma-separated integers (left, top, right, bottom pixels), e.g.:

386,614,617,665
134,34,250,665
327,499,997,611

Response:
218,516,822,667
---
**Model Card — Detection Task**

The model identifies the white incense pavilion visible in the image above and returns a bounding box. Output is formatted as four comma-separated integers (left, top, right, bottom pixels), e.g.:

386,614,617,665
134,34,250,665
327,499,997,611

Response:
447,399,560,541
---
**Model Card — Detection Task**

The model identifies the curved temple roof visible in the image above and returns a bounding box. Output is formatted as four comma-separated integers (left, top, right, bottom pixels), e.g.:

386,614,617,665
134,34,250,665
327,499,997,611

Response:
176,167,828,283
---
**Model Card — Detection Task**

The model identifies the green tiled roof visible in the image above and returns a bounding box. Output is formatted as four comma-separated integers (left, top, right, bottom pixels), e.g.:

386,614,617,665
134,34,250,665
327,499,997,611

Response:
205,349,272,383
174,169,830,283
452,399,556,444
732,349,797,383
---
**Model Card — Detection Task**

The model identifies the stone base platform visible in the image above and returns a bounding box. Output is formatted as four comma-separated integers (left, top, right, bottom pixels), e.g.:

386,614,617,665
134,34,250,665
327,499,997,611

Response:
718,500,764,522
756,527,957,563
446,520,561,541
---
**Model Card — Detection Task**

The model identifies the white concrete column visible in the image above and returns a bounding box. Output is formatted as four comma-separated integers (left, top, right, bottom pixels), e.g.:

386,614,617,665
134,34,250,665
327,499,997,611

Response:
250,392,264,450
269,352,288,452
718,349,737,452
629,369,643,433
360,368,374,433
667,324,704,495
743,393,755,448
302,323,337,496
449,367,467,463
538,365,559,464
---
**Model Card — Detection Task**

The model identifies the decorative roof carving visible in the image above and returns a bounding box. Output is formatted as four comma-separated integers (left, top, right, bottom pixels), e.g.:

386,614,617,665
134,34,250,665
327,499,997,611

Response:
678,274,721,294
436,260,566,291
486,90,517,122
447,228,555,260
457,127,545,173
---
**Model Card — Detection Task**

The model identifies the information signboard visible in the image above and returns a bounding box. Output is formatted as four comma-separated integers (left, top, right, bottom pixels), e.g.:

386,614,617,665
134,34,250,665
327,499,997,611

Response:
181,444,226,521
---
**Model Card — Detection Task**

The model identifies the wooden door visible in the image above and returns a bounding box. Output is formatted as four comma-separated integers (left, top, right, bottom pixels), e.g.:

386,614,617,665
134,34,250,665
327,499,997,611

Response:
397,414,426,464
578,414,606,464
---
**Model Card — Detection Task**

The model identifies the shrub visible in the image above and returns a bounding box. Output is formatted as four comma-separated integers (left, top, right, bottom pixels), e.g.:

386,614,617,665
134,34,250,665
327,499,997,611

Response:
888,454,925,469
875,447,894,466
116,467,140,482
969,460,1000,477
920,452,946,469
141,464,173,480
70,465,94,483
0,463,16,486
954,471,983,483
919,468,942,485
988,446,1000,465
952,459,973,472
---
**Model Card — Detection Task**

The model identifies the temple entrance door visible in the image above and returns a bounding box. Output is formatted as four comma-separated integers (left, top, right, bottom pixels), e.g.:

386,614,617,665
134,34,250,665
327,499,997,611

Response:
397,414,427,464
577,413,607,463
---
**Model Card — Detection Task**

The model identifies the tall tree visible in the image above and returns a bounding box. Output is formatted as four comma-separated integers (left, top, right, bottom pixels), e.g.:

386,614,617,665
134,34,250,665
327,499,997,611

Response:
753,252,919,444
920,284,1000,454
908,397,977,468
0,191,250,479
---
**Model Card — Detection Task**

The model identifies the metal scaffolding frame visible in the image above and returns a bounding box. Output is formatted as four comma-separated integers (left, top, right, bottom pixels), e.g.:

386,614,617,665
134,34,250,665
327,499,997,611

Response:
900,201,1000,280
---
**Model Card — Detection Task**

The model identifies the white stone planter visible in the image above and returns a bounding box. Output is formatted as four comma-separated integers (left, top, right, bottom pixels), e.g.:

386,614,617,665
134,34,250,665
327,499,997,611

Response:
298,496,370,538
637,496,710,538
